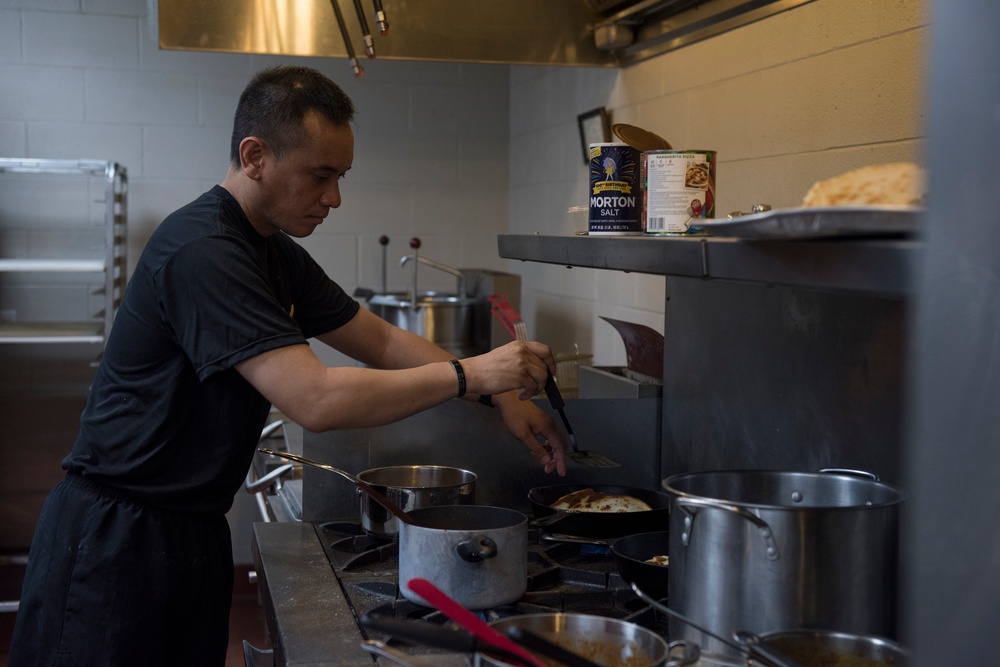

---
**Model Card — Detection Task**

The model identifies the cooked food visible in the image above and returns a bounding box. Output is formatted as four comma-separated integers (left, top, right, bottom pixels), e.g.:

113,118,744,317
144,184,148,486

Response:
685,163,709,188
550,488,653,513
802,161,925,207
644,555,669,566
533,633,654,667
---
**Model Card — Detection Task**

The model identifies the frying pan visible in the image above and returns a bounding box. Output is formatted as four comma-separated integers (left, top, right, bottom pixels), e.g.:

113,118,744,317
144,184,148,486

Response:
540,530,670,600
527,484,671,538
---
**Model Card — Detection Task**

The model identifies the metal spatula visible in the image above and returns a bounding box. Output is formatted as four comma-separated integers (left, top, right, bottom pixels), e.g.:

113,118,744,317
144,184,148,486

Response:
544,373,619,468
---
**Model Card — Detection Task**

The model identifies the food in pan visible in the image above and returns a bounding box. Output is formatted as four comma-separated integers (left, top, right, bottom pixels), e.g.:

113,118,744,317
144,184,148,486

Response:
802,161,925,207
643,555,669,566
533,634,655,667
550,488,653,513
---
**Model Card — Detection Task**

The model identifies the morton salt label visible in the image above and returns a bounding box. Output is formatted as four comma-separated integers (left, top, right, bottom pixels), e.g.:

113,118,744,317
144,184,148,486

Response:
588,143,642,235
642,150,716,235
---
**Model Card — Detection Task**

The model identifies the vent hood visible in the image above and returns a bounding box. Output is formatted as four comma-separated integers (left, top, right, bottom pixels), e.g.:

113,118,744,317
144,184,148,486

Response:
151,0,815,69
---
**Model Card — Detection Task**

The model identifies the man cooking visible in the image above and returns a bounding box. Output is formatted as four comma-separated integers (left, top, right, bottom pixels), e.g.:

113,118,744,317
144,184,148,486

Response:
9,65,567,666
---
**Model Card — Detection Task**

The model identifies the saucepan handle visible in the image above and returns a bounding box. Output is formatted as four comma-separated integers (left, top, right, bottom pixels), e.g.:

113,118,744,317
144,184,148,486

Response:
456,536,498,562
674,496,780,561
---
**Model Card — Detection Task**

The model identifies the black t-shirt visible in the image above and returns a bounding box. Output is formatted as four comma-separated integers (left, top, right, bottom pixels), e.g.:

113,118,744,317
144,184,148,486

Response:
64,185,359,514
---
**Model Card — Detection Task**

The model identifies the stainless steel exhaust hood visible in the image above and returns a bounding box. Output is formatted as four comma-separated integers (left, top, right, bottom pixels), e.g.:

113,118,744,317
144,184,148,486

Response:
151,0,816,68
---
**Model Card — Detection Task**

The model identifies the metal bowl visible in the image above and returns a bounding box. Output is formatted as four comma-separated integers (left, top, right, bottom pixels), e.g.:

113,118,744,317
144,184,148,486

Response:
755,629,910,666
479,613,669,667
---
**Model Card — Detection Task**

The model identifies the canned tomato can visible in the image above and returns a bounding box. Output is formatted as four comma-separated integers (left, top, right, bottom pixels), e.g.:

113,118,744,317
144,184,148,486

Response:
588,143,642,235
642,150,716,235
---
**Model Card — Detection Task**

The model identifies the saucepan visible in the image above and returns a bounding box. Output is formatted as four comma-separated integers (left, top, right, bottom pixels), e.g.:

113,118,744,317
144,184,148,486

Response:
259,447,417,526
356,465,476,537
528,484,672,539
743,629,910,667
478,613,673,667
259,448,477,536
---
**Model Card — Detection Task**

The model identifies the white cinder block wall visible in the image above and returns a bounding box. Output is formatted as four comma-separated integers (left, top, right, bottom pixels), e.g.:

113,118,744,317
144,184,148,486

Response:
507,0,928,363
0,0,511,390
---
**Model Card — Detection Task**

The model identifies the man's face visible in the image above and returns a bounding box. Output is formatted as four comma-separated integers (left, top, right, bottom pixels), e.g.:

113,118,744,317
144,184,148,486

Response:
252,110,355,238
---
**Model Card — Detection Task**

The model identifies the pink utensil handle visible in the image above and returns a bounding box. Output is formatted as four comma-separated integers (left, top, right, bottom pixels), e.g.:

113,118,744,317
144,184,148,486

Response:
404,578,547,667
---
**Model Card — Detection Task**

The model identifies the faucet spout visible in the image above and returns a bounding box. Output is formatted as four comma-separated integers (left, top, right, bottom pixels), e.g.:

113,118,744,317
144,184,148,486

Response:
399,255,467,297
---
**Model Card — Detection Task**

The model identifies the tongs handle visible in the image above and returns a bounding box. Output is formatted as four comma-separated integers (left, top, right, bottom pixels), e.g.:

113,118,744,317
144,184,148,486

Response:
544,373,565,410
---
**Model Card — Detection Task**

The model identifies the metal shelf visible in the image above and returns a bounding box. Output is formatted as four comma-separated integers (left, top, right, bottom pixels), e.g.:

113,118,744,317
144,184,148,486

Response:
0,158,128,347
0,259,107,272
498,234,916,296
0,322,105,344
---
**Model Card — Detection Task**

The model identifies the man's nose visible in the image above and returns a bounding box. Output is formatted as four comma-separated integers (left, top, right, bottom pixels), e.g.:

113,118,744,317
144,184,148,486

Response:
320,182,342,208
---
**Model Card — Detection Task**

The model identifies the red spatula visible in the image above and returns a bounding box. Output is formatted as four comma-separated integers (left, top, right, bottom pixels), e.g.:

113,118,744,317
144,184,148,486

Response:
404,578,547,667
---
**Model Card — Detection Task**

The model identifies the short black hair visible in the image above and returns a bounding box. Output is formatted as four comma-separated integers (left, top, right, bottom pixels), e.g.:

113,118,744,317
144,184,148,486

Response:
229,66,356,166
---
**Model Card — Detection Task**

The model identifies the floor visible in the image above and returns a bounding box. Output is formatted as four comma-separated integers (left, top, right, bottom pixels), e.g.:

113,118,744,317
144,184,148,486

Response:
0,563,272,667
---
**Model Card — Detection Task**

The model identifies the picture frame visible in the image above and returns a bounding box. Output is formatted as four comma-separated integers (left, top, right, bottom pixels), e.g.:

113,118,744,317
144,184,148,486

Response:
577,107,611,164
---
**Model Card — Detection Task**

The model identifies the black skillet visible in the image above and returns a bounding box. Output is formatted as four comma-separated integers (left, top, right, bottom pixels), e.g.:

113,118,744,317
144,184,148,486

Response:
527,484,671,539
540,530,670,600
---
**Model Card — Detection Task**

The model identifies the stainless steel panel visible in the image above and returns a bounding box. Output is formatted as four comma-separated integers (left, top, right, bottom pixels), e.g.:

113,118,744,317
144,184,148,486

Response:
155,0,615,66
906,0,1000,662
154,0,816,67
659,276,907,484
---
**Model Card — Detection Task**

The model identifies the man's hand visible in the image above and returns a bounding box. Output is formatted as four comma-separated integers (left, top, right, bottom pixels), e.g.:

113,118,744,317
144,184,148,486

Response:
494,393,567,476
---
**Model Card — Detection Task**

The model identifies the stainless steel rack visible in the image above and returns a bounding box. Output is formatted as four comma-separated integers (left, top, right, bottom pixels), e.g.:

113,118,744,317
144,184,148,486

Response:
0,158,128,346
498,233,917,297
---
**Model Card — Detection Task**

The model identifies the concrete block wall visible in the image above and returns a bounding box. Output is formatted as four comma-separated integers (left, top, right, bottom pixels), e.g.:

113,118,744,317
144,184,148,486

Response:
508,0,929,363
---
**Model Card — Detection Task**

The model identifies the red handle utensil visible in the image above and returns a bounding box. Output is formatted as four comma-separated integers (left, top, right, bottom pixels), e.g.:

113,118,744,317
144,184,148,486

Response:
404,578,547,667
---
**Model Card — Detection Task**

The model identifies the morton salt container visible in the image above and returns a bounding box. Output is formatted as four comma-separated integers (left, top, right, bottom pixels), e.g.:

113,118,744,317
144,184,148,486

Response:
588,143,642,235
642,150,716,235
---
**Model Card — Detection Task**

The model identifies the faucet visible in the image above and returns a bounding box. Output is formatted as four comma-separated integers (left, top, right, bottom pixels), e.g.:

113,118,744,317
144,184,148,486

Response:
399,254,467,298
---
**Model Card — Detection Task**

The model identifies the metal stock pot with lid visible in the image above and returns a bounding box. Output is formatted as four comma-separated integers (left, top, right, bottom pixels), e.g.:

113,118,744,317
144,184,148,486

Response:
663,469,905,659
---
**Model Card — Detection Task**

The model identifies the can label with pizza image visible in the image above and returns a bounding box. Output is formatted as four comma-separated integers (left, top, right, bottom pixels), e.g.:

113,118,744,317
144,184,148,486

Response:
642,150,716,235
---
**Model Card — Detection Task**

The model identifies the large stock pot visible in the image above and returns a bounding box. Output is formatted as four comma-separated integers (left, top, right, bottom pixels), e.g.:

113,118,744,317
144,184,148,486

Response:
663,469,905,659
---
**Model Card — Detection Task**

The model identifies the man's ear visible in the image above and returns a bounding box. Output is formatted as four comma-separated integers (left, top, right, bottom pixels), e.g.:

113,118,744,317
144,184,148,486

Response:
240,137,265,180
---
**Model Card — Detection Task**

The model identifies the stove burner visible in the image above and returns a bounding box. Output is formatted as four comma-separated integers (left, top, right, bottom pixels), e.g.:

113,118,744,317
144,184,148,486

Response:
318,521,399,570
312,520,670,661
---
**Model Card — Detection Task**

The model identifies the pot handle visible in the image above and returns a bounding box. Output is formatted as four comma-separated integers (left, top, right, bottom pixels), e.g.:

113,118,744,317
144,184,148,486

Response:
818,467,880,481
455,536,497,562
674,496,780,561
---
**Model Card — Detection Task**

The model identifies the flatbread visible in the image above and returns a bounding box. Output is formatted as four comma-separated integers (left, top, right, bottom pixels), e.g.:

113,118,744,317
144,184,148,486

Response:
550,488,653,513
802,162,925,207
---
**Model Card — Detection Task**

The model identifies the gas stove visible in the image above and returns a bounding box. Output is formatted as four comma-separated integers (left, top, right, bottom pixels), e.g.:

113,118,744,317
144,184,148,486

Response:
312,521,669,665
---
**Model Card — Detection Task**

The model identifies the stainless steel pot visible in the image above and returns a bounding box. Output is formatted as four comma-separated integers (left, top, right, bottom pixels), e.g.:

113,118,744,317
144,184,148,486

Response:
357,465,476,537
367,291,478,358
399,505,527,610
477,613,672,667
663,469,905,659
